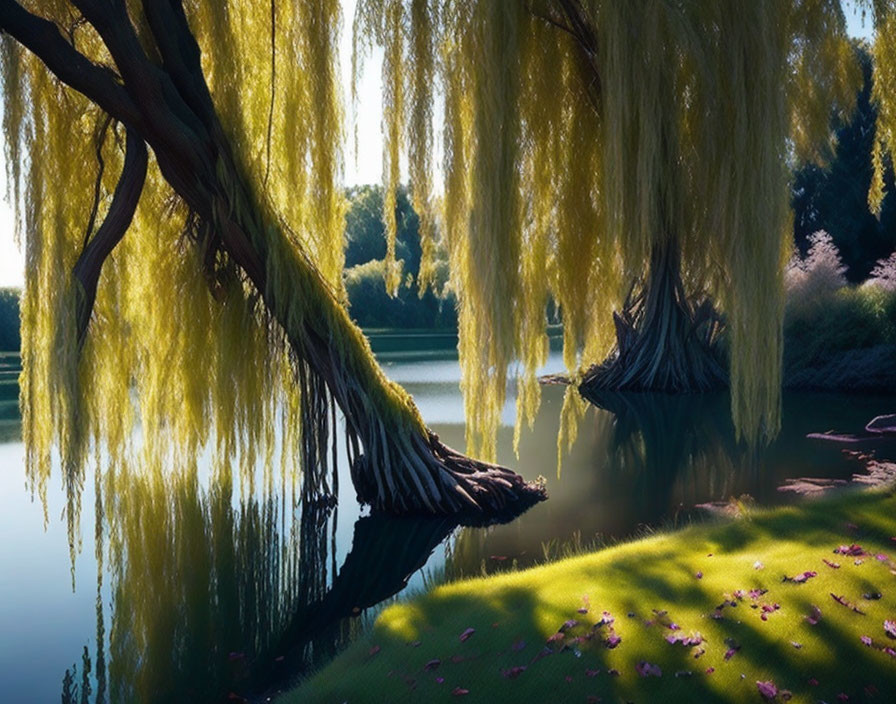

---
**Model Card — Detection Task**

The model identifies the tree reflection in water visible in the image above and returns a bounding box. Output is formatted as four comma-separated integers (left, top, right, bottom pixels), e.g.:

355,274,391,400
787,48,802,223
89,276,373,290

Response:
57,455,471,704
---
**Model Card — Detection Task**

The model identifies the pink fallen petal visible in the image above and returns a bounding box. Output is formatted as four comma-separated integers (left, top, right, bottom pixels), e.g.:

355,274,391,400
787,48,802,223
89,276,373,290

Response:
561,619,579,631
835,544,867,556
884,620,896,638
754,561,764,570
756,680,778,699
511,639,527,651
790,571,818,583
452,687,469,696
876,553,889,561
791,641,802,649
705,667,715,674
436,677,444,684
831,593,866,614
668,622,681,631
636,661,662,677
696,571,703,579
861,635,872,646
724,648,739,660
577,608,589,614
605,634,621,649
808,678,819,686
823,559,841,569
424,659,441,672
459,628,475,642
806,604,822,625
368,645,381,657
546,633,565,644
837,694,849,702
585,669,599,677
501,666,526,679
885,647,896,658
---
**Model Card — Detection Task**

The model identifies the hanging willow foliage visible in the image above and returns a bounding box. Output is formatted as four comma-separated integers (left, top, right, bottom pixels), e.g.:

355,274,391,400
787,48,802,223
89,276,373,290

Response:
870,1,896,213
1,0,544,535
355,0,869,456
0,1,343,524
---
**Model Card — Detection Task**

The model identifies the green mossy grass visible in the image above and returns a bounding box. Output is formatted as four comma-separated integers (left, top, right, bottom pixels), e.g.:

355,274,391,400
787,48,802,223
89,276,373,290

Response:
288,488,896,703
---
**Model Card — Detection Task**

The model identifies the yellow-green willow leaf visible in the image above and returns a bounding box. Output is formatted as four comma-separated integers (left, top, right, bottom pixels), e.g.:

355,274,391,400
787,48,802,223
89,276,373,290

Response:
365,0,862,452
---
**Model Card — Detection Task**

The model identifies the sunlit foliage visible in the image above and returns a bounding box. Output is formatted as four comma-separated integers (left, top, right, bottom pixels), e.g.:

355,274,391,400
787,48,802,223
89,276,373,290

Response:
870,1,896,214
355,0,869,453
3,0,544,535
0,1,348,529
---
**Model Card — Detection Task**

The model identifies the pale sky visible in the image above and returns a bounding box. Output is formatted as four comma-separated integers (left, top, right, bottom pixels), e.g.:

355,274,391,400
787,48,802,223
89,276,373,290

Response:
0,1,876,288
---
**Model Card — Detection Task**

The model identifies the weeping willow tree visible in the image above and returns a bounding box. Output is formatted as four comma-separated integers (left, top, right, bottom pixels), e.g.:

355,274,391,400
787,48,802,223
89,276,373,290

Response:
0,0,546,520
355,0,896,457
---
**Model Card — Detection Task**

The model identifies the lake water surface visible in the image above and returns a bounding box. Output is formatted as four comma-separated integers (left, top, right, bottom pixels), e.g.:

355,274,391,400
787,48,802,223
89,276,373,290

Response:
0,334,893,702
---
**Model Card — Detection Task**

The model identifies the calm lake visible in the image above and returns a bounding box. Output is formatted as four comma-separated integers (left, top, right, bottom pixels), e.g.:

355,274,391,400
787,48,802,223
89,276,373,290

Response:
0,334,893,703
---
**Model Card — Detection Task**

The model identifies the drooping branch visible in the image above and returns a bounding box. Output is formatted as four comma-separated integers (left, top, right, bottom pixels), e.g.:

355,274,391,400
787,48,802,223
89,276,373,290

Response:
72,125,147,346
82,113,113,251
69,0,216,209
0,0,140,126
139,0,220,132
555,0,602,112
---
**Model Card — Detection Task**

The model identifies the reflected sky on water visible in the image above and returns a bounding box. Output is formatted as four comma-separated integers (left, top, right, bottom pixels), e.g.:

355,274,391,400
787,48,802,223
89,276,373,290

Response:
0,334,893,702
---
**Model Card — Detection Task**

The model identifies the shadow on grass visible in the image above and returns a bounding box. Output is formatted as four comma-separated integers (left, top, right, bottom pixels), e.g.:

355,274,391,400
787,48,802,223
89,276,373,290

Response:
290,489,896,703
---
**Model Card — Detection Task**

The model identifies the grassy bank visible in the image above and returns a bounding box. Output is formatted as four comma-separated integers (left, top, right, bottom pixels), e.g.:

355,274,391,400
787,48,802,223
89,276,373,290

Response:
288,488,896,703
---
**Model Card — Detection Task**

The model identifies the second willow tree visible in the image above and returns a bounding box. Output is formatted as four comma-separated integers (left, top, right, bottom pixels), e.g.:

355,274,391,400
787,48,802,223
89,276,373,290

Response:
357,0,896,456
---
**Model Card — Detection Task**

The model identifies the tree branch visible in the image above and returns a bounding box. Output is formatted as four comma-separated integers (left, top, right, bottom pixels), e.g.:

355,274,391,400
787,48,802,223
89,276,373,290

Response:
555,0,602,111
69,0,215,204
140,0,218,131
0,0,140,126
72,126,147,346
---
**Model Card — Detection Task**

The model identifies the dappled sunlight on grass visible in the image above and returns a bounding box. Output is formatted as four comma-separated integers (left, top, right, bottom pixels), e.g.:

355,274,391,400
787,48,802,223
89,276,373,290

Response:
289,489,896,702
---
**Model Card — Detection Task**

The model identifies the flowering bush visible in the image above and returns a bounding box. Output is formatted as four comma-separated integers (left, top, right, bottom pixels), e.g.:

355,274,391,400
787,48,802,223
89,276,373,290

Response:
784,230,847,307
867,252,896,292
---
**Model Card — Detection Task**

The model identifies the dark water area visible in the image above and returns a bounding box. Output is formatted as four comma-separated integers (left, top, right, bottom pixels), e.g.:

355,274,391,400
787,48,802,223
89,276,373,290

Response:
0,338,893,703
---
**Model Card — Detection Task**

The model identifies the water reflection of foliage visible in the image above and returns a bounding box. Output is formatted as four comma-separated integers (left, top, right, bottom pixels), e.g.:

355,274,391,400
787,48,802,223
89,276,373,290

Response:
61,455,461,703
449,390,752,581
59,456,327,703
594,391,747,504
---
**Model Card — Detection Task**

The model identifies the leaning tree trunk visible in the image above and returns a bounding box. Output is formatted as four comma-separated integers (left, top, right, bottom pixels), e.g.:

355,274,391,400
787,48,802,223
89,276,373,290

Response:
580,239,726,401
0,0,545,518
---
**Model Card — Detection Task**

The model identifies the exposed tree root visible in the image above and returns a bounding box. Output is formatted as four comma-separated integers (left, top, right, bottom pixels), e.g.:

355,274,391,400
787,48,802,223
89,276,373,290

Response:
0,0,546,521
580,241,726,401
349,431,546,518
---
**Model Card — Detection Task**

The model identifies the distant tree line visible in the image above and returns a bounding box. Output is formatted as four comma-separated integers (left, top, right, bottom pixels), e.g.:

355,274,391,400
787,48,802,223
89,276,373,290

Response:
792,46,896,281
343,185,457,329
0,289,19,351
